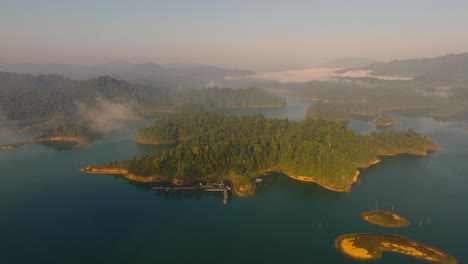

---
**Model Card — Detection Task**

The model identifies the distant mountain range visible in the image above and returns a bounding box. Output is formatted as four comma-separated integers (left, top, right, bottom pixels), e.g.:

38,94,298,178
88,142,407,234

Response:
0,72,284,126
321,57,377,69
340,53,468,80
256,65,308,73
0,61,254,89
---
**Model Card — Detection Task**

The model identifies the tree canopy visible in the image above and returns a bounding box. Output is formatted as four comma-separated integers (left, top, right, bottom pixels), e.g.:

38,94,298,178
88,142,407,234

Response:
0,72,285,122
109,110,437,190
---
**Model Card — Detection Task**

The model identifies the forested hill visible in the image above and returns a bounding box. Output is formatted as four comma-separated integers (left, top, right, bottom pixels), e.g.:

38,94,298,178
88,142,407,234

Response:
108,110,438,194
34,124,96,141
346,53,468,80
0,72,285,122
0,124,97,150
136,109,224,144
171,87,286,109
273,77,468,121
0,72,170,121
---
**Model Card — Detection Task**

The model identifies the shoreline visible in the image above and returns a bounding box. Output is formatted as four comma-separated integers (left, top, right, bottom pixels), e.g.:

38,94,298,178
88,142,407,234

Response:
361,210,411,228
285,170,360,192
1,136,89,150
372,120,400,128
265,146,438,193
17,113,65,133
351,111,381,117
80,166,257,197
80,145,438,196
335,233,457,263
80,165,254,196
139,104,287,117
377,146,439,157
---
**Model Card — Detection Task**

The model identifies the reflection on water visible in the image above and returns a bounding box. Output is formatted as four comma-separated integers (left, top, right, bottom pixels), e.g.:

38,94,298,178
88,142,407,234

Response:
37,141,79,151
0,99,467,263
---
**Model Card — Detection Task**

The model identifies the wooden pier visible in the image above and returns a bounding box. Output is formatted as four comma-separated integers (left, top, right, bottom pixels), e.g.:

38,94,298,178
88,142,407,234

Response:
223,188,228,205
152,181,229,204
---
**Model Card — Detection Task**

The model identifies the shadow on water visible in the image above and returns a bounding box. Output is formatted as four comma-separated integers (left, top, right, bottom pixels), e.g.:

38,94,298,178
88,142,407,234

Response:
37,141,79,151
119,178,230,202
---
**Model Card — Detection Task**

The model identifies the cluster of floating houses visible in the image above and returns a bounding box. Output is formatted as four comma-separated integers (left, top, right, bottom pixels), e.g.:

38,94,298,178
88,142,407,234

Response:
151,178,263,205
152,181,231,204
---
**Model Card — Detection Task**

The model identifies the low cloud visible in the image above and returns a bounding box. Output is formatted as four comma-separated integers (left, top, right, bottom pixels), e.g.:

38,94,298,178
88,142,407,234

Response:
243,68,412,83
75,97,141,133
417,86,452,98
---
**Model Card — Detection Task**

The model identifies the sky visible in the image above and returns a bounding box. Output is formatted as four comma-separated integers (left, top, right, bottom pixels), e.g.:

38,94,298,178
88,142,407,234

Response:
1,0,468,69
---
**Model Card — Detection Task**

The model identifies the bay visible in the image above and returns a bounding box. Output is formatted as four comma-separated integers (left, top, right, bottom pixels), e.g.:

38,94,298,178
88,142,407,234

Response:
0,99,466,263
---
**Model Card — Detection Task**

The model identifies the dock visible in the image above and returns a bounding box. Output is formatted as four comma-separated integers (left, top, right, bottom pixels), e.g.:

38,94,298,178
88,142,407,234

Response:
223,188,228,205
152,181,230,204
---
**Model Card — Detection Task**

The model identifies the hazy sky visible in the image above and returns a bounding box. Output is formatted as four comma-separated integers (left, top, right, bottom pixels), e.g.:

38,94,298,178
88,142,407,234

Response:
1,0,468,69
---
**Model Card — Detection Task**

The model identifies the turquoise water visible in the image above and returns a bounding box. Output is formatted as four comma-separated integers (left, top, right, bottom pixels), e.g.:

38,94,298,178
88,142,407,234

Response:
1,100,467,263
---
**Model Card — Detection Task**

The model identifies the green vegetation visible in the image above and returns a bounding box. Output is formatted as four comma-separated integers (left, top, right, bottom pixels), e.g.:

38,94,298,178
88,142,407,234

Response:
335,233,457,263
353,52,468,81
0,72,285,123
136,109,225,144
102,109,437,194
361,210,410,228
34,124,96,141
307,101,377,121
1,124,96,150
172,87,286,109
272,77,468,122
0,73,169,121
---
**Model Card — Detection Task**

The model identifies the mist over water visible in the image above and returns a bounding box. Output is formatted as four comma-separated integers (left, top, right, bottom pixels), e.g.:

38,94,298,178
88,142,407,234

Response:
75,97,141,133
0,113,23,144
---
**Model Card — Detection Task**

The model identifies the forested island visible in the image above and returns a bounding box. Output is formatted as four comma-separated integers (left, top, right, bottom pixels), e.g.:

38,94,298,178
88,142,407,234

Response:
335,233,457,263
361,210,410,228
0,124,95,150
372,115,400,128
81,110,438,196
307,100,436,122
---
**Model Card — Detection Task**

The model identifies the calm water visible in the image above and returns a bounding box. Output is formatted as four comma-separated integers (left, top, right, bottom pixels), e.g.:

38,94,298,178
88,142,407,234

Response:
1,99,467,264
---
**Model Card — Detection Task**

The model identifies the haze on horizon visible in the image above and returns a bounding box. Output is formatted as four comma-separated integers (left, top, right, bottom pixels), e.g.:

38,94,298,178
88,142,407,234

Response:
1,0,468,69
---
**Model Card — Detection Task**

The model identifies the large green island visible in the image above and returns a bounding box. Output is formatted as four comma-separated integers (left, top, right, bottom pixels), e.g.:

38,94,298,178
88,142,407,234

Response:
335,233,457,263
81,109,438,196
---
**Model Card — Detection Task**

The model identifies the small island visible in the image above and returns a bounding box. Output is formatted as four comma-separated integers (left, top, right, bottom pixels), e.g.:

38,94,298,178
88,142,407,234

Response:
361,210,410,228
81,109,438,196
306,101,436,123
0,124,95,150
372,115,400,128
335,233,457,263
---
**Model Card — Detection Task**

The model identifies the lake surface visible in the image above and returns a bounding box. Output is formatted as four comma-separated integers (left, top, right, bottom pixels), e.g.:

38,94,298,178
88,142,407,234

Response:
1,99,467,264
